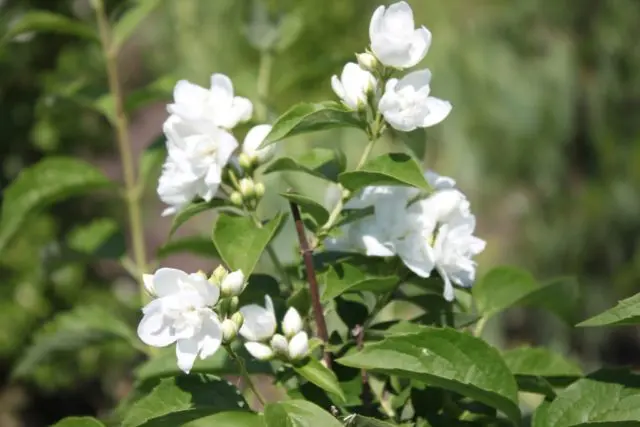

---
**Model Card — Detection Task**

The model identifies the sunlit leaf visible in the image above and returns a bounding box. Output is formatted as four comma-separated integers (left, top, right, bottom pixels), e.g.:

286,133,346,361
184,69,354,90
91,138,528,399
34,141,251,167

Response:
264,400,342,427
293,358,346,402
577,291,640,327
339,153,430,193
157,235,219,260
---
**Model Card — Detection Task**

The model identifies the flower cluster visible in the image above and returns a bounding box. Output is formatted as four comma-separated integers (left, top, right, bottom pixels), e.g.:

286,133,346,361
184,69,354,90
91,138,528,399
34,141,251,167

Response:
157,74,274,216
331,1,451,132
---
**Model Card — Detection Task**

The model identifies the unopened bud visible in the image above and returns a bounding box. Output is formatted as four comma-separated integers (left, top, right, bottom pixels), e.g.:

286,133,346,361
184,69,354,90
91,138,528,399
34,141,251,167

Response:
245,342,274,361
238,152,254,170
254,182,265,199
270,334,288,356
282,307,303,338
341,188,351,200
221,318,238,343
231,311,244,329
220,270,245,297
356,52,378,72
228,296,239,314
230,191,243,206
288,331,309,360
239,178,255,198
209,265,228,285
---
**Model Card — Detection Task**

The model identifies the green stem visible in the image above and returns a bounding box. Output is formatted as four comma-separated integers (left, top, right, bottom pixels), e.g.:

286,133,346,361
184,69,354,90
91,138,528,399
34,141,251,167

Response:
473,315,489,337
225,345,266,406
355,136,377,170
95,1,147,298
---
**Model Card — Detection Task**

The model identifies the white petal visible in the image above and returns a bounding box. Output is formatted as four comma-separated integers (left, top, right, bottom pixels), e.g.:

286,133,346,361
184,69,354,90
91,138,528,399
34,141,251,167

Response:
331,75,346,102
153,268,189,296
368,5,386,45
239,303,277,342
265,295,275,317
362,235,395,257
282,307,303,337
396,235,436,278
176,337,201,373
270,334,289,355
137,310,176,347
407,27,432,67
199,311,223,359
243,124,272,155
210,73,234,98
143,274,155,295
215,130,240,167
288,331,309,360
244,341,274,361
187,273,220,306
384,1,415,31
397,69,431,91
421,97,452,128
439,267,455,302
221,270,245,296
230,96,253,126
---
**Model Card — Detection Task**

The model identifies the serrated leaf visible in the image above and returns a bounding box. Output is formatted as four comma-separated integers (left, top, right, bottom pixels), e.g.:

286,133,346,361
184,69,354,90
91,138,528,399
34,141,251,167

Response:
280,192,330,228
293,358,346,402
123,374,248,427
157,235,219,259
336,328,521,423
112,0,162,52
321,263,398,302
339,153,430,193
264,400,343,427
52,417,106,427
13,305,138,378
0,157,112,254
473,267,579,323
4,11,97,42
503,346,583,378
577,291,640,327
263,148,338,181
261,102,363,146
170,199,232,237
212,213,285,277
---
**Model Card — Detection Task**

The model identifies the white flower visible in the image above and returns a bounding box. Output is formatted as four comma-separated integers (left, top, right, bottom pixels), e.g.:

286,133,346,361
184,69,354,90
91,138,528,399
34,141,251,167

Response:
379,69,452,132
242,124,276,163
331,62,377,110
282,307,303,338
244,341,274,361
270,334,289,355
156,157,201,216
239,295,277,342
369,1,431,69
137,268,222,373
168,73,253,129
288,331,309,360
220,269,245,297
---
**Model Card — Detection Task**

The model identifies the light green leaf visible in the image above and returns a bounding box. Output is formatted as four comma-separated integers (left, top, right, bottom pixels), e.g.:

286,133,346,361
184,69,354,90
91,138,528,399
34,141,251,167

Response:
577,291,640,327
293,358,346,402
321,263,398,302
157,235,219,259
212,213,286,277
344,415,398,426
261,102,363,147
503,346,583,378
182,412,264,427
123,374,248,427
112,0,162,52
13,305,139,378
170,199,233,237
4,11,97,42
263,148,339,181
264,400,343,427
0,157,112,255
52,417,106,427
280,192,330,228
532,376,640,427
337,328,521,423
339,153,430,193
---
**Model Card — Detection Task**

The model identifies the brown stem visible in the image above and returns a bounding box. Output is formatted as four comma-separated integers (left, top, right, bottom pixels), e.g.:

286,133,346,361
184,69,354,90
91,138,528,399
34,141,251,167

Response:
288,201,331,368
354,324,373,410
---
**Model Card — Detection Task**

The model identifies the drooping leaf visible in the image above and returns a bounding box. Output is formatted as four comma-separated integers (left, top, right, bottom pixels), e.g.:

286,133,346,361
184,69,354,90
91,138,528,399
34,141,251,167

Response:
123,374,248,427
112,0,162,52
337,328,521,423
263,148,340,181
52,417,106,427
157,235,219,259
339,153,430,193
502,346,583,378
263,400,343,427
280,192,330,228
0,157,112,254
293,358,346,402
13,305,139,378
577,291,640,327
321,263,398,302
170,199,233,237
261,102,363,146
4,11,97,42
212,213,286,277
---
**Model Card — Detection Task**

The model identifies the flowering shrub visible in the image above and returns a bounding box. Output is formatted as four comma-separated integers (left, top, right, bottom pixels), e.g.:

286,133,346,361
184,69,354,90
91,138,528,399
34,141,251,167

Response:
3,1,640,426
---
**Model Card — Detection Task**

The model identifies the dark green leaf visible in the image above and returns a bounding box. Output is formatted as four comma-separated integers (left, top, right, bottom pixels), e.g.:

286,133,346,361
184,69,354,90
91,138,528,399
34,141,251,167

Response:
336,328,521,423
264,400,343,427
339,153,430,193
157,235,219,259
212,213,286,277
170,199,232,237
391,128,427,161
503,346,583,378
112,0,162,52
261,102,363,146
280,192,330,228
4,11,97,42
52,417,106,427
123,374,248,427
577,291,640,327
263,148,338,181
321,263,398,302
293,358,346,402
0,157,112,254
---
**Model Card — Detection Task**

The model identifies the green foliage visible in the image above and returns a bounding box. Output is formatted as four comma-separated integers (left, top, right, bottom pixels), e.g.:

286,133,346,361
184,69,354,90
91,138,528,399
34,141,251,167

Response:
51,417,106,427
280,192,330,229
112,0,164,53
156,235,218,260
502,346,583,378
264,400,343,427
3,11,98,42
321,263,398,302
263,148,344,181
577,291,640,327
293,358,346,402
339,153,431,193
170,199,235,237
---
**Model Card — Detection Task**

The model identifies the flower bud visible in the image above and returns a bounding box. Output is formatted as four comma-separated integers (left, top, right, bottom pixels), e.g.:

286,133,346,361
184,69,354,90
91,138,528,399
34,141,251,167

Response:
270,334,289,356
244,341,274,361
341,188,351,200
238,152,254,170
254,182,265,199
288,331,309,360
228,296,240,314
239,178,255,198
221,318,238,343
282,307,303,338
230,191,244,207
220,269,245,297
231,311,244,329
356,52,378,73
209,265,228,285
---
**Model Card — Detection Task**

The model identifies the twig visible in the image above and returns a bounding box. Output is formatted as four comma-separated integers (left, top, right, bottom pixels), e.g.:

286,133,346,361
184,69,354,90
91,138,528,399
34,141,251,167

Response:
225,345,267,407
288,201,331,368
353,324,373,412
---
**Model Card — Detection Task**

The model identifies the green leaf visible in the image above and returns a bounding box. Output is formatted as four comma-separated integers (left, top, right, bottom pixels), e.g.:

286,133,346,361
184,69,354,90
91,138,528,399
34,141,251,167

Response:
170,199,233,237
473,267,580,323
212,213,286,277
4,11,97,42
261,102,363,146
321,263,398,303
293,358,346,402
339,153,430,193
182,412,264,427
264,400,343,427
157,235,219,259
0,157,112,255
532,376,640,427
280,192,330,228
263,148,340,181
577,291,640,327
13,305,139,378
52,417,106,427
503,346,583,378
123,374,248,427
112,0,162,52
336,328,521,423
66,218,125,259
344,415,398,426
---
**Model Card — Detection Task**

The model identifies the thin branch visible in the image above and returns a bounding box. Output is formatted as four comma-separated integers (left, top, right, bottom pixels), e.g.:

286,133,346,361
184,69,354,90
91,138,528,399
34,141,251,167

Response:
225,345,267,407
288,201,331,368
353,324,373,412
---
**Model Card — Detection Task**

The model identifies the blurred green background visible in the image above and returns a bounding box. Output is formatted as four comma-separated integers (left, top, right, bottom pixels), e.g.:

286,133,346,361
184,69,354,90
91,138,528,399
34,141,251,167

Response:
1,0,640,425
